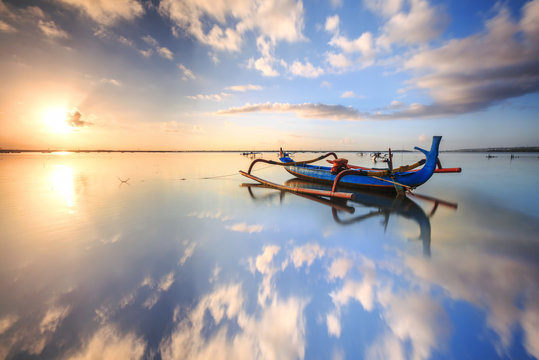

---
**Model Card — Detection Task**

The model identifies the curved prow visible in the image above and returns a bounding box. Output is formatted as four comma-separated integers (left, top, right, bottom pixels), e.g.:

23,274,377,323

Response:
407,136,442,185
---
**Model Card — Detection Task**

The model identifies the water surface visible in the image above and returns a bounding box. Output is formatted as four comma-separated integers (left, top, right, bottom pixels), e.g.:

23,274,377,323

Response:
0,151,538,359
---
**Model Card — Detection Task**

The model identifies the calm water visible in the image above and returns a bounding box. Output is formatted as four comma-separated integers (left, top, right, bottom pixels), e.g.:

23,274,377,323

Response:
0,151,538,359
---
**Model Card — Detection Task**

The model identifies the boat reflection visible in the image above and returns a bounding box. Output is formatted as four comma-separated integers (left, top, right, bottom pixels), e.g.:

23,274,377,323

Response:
243,179,458,257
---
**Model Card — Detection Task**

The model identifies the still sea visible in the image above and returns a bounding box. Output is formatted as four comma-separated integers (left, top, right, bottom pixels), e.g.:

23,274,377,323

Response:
0,151,538,359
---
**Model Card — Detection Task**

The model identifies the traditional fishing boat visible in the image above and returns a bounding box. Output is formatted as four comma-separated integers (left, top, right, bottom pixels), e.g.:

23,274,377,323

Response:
240,136,461,194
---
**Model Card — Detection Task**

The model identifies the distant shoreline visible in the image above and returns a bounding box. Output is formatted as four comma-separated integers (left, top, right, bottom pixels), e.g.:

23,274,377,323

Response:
1,147,539,154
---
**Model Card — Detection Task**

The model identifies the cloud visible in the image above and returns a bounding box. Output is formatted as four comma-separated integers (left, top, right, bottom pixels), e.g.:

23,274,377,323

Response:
376,0,447,49
378,1,539,119
289,243,325,269
327,257,353,280
142,35,174,60
226,222,264,233
186,92,231,101
158,272,175,292
40,306,71,334
38,19,69,39
178,64,195,80
324,15,376,71
404,247,539,358
68,325,145,360
67,109,92,127
0,19,16,33
216,102,366,121
288,59,324,78
179,242,196,266
364,0,403,17
340,91,356,98
0,315,18,334
100,78,122,87
159,283,307,360
224,84,262,92
56,0,144,26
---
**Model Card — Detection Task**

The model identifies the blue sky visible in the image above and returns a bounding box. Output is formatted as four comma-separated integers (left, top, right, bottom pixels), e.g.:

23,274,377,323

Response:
0,0,538,150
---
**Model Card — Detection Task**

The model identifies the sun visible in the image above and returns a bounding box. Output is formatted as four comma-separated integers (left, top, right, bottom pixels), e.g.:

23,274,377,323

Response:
43,107,71,133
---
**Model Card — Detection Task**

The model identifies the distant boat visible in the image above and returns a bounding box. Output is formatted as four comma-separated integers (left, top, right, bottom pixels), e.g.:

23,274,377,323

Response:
240,136,461,194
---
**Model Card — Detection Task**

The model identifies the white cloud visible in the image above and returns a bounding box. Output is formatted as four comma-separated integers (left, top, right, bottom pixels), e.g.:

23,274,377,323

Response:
159,283,307,360
226,222,264,233
325,52,354,71
225,84,262,92
68,325,145,360
186,92,231,101
340,91,356,98
289,59,324,78
217,102,366,121
327,257,353,280
364,0,403,18
57,0,144,25
290,243,325,269
157,46,174,60
178,64,196,80
376,0,447,49
324,15,375,71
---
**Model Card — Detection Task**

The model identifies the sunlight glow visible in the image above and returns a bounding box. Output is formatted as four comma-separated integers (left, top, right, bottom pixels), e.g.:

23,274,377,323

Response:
43,107,71,133
50,165,75,211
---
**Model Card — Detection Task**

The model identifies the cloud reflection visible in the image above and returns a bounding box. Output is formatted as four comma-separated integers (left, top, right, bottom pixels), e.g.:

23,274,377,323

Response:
160,282,307,360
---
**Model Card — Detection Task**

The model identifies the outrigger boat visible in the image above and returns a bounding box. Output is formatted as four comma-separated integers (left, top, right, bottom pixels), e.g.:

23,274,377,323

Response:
240,136,461,196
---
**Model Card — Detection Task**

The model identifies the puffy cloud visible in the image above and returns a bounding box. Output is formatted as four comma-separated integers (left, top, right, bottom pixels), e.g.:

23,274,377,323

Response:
404,248,539,358
217,102,366,121
159,283,307,360
288,59,324,78
327,257,353,280
226,222,264,233
40,306,71,334
324,15,375,70
376,288,450,360
289,243,325,269
340,91,356,98
67,109,92,127
376,0,447,49
364,0,403,17
68,325,145,360
377,1,539,119
56,0,144,25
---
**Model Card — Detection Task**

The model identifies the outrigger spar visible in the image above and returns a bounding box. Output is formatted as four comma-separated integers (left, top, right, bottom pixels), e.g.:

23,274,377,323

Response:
239,136,461,197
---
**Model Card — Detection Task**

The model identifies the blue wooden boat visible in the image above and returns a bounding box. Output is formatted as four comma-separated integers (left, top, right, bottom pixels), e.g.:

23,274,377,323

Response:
240,136,459,193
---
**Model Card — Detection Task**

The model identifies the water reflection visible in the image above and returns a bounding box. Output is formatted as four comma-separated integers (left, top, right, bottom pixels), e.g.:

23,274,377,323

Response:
243,178,447,257
50,165,75,210
0,153,538,359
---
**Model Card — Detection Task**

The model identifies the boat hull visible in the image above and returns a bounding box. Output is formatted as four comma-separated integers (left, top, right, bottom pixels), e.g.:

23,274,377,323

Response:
280,136,442,192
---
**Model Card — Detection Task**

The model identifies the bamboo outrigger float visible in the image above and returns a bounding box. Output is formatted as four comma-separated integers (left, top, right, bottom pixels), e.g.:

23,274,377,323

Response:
239,136,461,197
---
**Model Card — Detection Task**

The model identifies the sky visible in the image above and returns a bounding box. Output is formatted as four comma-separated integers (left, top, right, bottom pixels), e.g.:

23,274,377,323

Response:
0,0,538,150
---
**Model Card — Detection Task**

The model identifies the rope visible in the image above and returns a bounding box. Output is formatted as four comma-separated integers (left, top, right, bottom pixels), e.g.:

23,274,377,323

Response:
179,164,274,181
